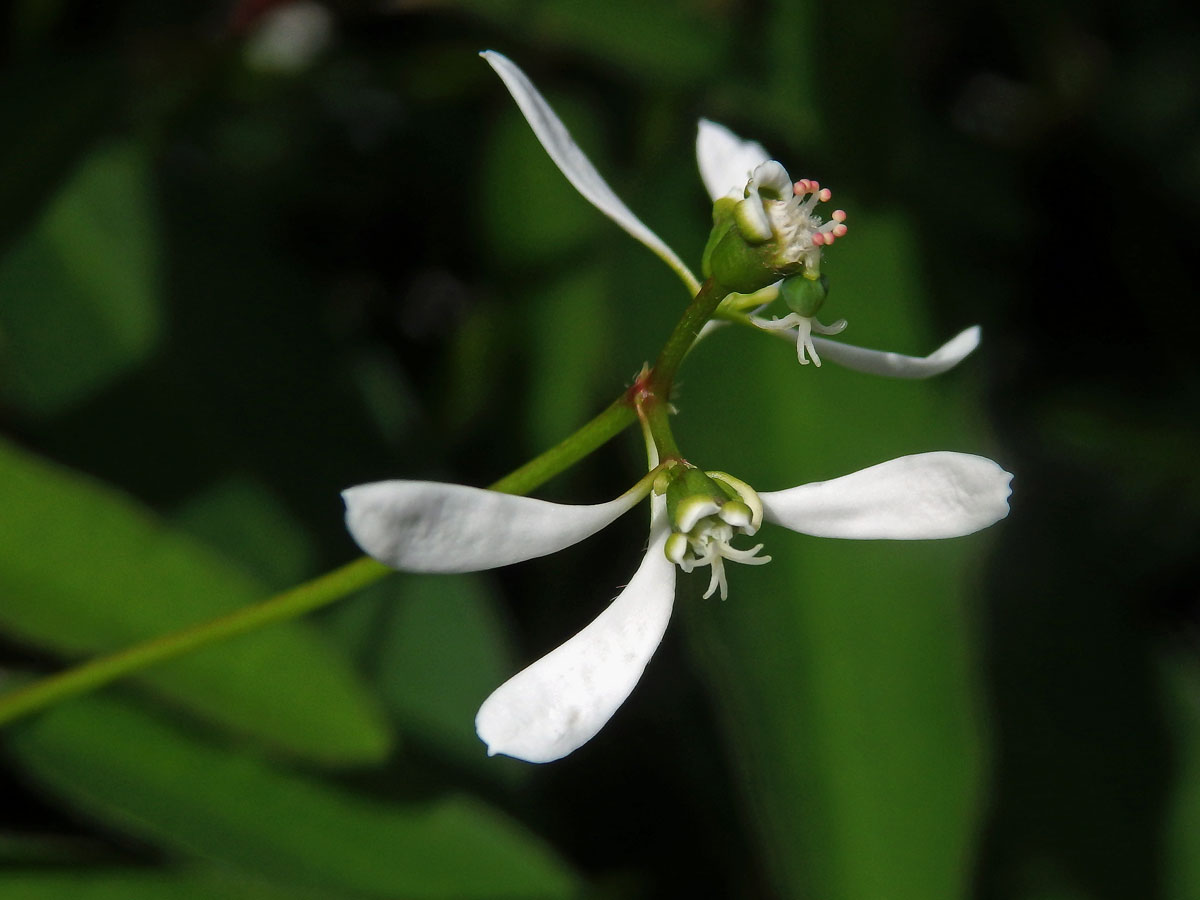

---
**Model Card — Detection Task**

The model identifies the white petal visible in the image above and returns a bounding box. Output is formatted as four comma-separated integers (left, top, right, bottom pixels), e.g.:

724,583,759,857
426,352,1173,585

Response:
760,452,1012,540
809,326,981,379
343,481,643,573
696,119,771,202
475,510,676,763
481,51,698,292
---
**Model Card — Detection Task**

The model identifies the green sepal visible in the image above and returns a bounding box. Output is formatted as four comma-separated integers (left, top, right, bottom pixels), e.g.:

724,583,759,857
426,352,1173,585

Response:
701,198,738,281
705,226,784,295
664,466,733,526
781,273,829,317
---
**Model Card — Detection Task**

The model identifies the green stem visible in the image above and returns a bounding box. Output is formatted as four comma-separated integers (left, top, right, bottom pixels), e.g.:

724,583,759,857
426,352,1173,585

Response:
647,277,729,395
488,396,636,495
0,394,640,729
628,276,730,463
0,557,391,728
642,397,681,461
0,277,739,728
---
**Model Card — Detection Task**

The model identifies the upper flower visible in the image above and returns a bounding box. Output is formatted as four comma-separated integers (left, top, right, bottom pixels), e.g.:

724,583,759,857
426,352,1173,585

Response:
703,160,848,295
480,51,983,380
661,465,770,600
343,452,1012,763
334,53,1017,767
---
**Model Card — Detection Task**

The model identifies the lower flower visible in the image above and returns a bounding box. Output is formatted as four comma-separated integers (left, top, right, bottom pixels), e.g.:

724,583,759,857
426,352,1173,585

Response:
343,451,1012,763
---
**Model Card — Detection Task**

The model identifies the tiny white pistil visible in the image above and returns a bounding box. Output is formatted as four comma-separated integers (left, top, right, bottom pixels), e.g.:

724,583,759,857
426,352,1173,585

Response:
749,313,848,366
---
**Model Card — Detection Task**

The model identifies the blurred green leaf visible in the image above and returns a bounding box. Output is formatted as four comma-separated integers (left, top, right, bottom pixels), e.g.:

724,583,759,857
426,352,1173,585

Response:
7,694,580,899
482,90,602,269
0,437,389,764
0,141,162,416
679,211,992,899
0,833,105,866
0,57,118,255
462,0,724,83
523,264,613,454
0,867,335,900
370,573,516,768
173,476,318,588
1162,654,1200,900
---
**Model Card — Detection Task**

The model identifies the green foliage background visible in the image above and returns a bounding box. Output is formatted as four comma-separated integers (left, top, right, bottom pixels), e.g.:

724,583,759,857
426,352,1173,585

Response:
1,1,1197,898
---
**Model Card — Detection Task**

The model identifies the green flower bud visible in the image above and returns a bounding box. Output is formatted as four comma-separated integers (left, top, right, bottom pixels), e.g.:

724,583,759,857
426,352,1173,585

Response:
659,465,771,600
781,273,829,318
704,223,790,294
665,466,730,531
701,162,848,296
664,532,690,565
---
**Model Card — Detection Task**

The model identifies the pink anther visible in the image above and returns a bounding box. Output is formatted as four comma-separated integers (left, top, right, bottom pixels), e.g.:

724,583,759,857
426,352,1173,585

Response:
818,188,832,202
794,179,812,195
831,209,847,222
812,232,827,246
832,223,848,238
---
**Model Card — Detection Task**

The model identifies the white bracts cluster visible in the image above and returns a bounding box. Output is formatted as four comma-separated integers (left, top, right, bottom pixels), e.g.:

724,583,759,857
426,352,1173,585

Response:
733,161,849,275
663,470,771,600
343,452,1013,764
480,50,984,380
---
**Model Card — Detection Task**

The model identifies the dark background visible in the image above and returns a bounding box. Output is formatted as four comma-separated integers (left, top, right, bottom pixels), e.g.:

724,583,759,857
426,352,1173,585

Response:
0,1,1197,898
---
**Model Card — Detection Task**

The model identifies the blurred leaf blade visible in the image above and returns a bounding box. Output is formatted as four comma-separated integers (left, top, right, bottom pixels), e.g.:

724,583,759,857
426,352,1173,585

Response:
0,867,340,900
0,55,120,256
1163,654,1200,900
0,140,163,416
461,0,725,83
0,436,390,764
6,694,580,899
680,211,992,899
370,572,516,769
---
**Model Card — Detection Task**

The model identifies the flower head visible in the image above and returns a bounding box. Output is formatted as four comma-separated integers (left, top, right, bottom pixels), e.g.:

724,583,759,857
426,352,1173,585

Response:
335,53,1016,766
661,466,770,600
703,161,848,295
343,452,1012,763
481,51,983,380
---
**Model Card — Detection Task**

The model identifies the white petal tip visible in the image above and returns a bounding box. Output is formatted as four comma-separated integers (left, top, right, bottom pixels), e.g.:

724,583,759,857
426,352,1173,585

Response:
341,479,641,573
810,324,984,379
948,325,982,358
695,119,771,203
760,452,1015,540
472,532,676,764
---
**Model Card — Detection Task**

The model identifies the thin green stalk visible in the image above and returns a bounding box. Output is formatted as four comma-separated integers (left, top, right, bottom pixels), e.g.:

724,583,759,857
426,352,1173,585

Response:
0,556,390,727
488,396,636,494
0,274,736,729
647,277,729,395
642,398,681,461
628,276,731,463
0,394,640,729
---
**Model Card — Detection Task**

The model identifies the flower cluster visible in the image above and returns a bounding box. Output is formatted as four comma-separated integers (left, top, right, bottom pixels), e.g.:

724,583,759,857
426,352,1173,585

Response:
342,52,1014,764
661,466,770,601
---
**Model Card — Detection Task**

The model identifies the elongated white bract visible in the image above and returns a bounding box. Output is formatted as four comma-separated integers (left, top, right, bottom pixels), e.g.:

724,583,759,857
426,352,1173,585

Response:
475,499,676,763
696,118,770,202
481,51,699,293
808,326,982,380
342,480,644,573
760,452,1013,540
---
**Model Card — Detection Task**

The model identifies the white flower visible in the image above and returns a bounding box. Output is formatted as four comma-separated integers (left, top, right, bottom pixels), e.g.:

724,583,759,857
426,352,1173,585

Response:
481,50,981,379
343,452,1012,763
